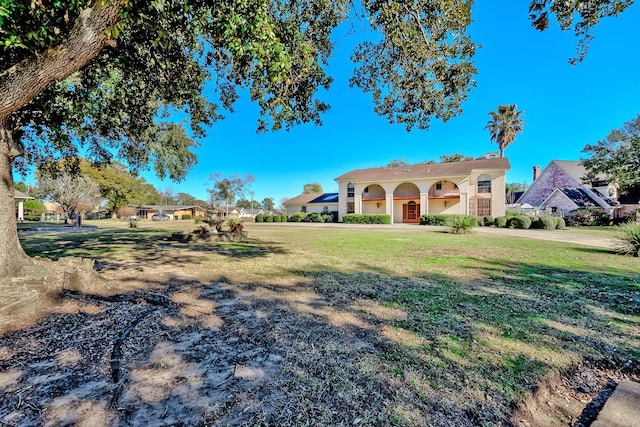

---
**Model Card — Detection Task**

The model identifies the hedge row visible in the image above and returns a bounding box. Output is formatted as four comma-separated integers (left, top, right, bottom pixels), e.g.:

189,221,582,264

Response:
342,214,391,224
487,215,565,230
419,214,479,226
255,212,338,223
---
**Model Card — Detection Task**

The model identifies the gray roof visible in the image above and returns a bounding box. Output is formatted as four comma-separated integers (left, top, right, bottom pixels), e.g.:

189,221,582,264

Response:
14,190,32,200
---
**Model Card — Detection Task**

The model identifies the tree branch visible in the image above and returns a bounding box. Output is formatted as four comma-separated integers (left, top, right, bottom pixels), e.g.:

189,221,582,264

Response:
0,2,123,119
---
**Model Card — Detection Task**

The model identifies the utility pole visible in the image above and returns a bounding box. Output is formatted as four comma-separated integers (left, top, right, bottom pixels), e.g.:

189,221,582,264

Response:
250,190,255,217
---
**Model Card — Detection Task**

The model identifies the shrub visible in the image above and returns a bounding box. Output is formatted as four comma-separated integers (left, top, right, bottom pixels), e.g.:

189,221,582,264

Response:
446,215,478,234
255,214,264,222
280,215,288,222
265,215,274,222
531,216,555,230
273,215,282,222
508,215,531,229
567,207,610,226
342,214,391,224
287,212,306,222
181,214,192,220
494,216,508,228
306,212,324,223
194,217,202,224
615,222,640,257
419,214,451,226
483,216,494,227
554,217,565,229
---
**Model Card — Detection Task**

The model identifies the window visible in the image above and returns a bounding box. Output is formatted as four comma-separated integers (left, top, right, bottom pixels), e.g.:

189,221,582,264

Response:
364,186,369,193
347,202,355,214
477,199,491,216
323,206,329,212
347,183,355,198
301,206,307,212
478,175,492,193
435,182,442,191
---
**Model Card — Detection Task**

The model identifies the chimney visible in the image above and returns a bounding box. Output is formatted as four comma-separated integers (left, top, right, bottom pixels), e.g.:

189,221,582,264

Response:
533,165,541,181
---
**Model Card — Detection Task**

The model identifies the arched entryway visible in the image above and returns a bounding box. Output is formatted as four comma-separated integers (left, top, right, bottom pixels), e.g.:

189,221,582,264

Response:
393,183,420,223
362,184,386,214
428,180,461,214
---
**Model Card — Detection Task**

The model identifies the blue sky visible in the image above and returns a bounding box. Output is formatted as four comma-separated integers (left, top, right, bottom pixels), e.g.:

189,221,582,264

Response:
142,2,640,206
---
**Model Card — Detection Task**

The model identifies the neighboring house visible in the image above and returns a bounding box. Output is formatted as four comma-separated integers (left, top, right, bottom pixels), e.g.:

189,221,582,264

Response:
43,201,65,220
516,160,640,217
14,190,33,221
134,205,207,220
283,193,339,215
334,157,510,223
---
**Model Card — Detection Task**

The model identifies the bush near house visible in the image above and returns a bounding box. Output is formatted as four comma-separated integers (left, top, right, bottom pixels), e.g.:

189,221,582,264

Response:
483,216,494,227
273,215,282,222
420,214,478,227
507,215,532,229
181,214,192,220
265,215,274,222
287,212,306,222
494,216,508,228
554,217,565,229
531,216,555,230
280,215,287,222
566,207,611,227
255,214,264,222
342,214,391,224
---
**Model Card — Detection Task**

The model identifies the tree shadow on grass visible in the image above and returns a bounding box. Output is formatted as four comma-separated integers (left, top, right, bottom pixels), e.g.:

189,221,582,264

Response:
0,260,638,426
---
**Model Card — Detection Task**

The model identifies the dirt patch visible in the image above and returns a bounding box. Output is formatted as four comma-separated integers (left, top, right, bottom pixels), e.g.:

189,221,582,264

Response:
512,359,640,426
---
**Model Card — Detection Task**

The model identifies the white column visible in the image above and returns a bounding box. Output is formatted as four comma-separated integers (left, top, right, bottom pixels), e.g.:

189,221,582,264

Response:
355,195,362,214
386,194,394,223
18,201,24,221
461,193,469,215
420,193,428,216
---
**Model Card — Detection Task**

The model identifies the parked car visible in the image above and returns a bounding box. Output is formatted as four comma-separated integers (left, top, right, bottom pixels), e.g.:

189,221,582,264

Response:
151,213,171,221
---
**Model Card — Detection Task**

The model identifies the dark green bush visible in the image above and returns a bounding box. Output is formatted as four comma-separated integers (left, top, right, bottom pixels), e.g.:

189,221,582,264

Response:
181,214,192,220
273,215,282,222
531,216,555,230
567,207,611,226
509,215,532,229
446,215,478,234
342,214,391,224
305,212,325,223
494,216,508,228
554,217,565,229
280,215,288,222
419,214,452,226
483,216,494,227
255,214,264,222
265,215,274,222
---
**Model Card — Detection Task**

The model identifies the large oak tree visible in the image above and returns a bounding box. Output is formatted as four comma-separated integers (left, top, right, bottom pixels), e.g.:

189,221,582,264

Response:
0,0,633,277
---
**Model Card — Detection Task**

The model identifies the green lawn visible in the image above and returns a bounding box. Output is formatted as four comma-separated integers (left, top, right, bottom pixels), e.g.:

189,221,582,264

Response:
17,221,640,425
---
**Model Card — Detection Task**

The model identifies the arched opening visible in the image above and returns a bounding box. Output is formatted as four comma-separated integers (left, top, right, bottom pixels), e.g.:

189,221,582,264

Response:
427,180,460,214
362,184,386,214
393,183,420,223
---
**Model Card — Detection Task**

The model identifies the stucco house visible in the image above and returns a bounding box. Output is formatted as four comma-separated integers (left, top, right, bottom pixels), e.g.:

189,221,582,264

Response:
283,193,339,215
516,160,640,217
334,158,510,223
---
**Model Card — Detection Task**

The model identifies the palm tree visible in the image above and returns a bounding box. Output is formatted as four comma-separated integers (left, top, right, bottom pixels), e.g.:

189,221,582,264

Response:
485,104,524,158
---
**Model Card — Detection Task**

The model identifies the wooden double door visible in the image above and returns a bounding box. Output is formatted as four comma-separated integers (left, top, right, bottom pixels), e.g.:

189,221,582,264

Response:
402,201,420,223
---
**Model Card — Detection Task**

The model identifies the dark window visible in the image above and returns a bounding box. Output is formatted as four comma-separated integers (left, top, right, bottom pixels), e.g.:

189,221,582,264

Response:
364,186,369,193
478,175,492,194
436,182,442,191
301,206,307,212
347,202,355,214
347,183,355,198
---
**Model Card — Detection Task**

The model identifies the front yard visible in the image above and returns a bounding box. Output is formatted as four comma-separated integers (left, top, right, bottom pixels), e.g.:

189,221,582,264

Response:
1,221,638,426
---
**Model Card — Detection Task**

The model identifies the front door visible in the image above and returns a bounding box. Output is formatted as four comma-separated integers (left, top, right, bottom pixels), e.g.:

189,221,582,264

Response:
402,201,420,223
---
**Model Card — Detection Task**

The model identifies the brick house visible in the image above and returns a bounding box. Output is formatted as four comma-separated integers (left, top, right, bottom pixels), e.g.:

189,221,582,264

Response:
516,160,640,217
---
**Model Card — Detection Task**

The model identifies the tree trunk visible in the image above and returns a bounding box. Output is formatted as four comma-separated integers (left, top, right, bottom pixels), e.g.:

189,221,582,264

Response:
0,121,33,278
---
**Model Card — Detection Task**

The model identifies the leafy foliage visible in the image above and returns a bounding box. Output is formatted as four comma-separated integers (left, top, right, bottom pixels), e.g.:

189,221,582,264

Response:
207,173,255,212
303,183,323,194
582,115,640,193
445,215,478,233
485,104,524,158
615,222,640,257
38,174,101,220
342,214,391,224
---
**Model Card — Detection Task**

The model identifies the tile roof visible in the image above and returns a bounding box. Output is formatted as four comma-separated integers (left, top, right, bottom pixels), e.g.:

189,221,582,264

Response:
334,158,510,182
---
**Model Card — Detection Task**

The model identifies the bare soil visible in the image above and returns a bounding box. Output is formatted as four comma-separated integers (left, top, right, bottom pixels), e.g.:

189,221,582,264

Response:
1,225,638,426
